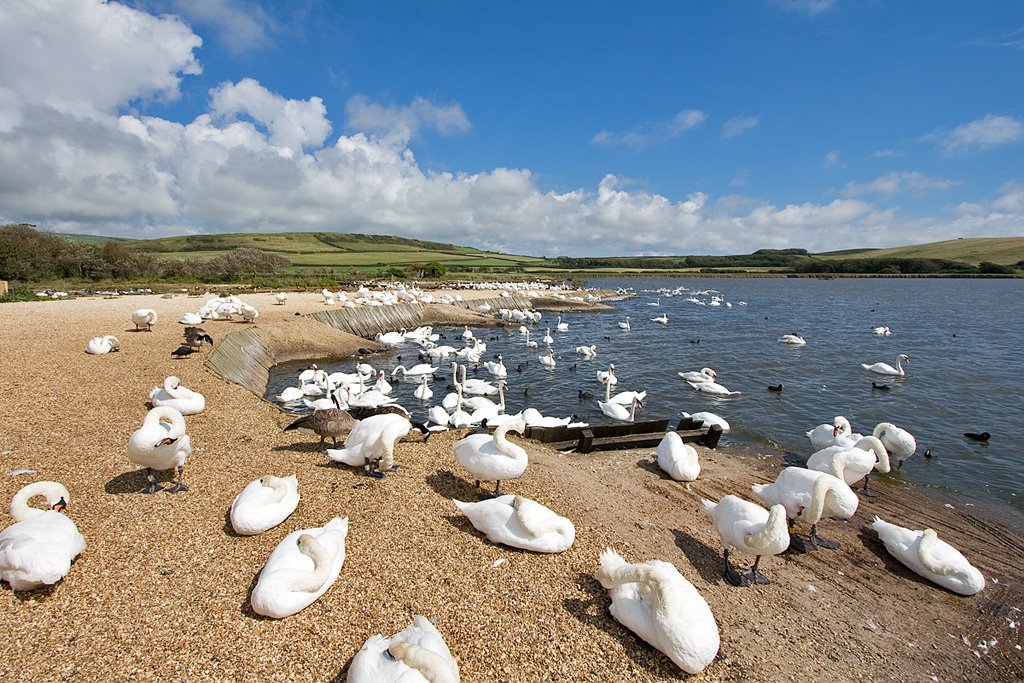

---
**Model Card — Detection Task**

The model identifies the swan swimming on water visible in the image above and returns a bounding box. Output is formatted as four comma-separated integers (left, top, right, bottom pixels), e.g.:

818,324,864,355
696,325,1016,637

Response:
678,367,717,383
778,333,806,345
862,353,909,376
595,547,720,674
250,517,348,619
0,481,86,591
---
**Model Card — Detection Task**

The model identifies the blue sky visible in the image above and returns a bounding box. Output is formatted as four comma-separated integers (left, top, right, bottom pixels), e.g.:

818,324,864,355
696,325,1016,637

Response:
0,0,1021,256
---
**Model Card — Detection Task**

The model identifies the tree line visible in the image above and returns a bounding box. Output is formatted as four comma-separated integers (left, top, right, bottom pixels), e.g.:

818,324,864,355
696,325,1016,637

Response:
0,224,290,285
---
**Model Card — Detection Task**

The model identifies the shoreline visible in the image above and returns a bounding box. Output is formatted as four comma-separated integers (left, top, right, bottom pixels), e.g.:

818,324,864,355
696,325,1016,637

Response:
1,291,1022,681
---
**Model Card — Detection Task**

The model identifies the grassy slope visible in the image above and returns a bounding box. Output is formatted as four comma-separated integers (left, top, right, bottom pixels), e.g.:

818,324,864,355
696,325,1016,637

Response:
816,237,1024,265
112,231,546,271
61,231,1023,269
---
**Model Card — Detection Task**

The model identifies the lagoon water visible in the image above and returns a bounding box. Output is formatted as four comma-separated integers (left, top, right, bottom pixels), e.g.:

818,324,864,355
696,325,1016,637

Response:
268,277,1024,529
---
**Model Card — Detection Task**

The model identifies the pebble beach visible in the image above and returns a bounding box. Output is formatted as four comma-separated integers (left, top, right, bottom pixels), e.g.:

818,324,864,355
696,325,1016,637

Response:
1,290,1022,682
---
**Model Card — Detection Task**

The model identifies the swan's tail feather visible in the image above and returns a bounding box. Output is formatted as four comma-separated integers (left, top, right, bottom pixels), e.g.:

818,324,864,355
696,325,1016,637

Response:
452,499,471,513
596,547,627,588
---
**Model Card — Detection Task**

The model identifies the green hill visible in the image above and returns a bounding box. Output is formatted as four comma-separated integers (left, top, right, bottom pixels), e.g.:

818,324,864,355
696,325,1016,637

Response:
125,231,546,273
817,237,1024,266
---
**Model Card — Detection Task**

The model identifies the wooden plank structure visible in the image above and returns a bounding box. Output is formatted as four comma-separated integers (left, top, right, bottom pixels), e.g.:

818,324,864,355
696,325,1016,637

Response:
524,416,722,454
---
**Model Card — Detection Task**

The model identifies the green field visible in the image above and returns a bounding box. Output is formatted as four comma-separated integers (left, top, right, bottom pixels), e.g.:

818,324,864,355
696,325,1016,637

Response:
816,237,1024,265
59,231,1023,276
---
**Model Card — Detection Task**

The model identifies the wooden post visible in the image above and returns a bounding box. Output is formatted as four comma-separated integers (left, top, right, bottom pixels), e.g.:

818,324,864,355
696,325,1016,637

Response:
0,280,7,296
705,424,723,449
577,429,594,454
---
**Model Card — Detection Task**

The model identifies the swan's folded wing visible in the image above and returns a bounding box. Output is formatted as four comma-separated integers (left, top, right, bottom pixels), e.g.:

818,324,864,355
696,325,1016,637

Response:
512,496,559,538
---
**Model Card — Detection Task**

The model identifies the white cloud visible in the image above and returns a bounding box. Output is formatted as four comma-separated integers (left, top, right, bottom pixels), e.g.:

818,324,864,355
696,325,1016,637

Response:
871,149,901,158
843,171,960,197
344,95,471,144
210,78,331,151
772,0,837,16
722,115,759,139
592,109,705,148
1,1,1023,257
0,0,201,116
932,114,1024,154
167,0,275,55
823,150,842,168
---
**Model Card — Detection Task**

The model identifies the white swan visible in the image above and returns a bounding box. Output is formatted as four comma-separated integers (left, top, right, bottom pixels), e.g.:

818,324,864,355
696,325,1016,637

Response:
149,376,206,415
686,379,740,396
806,435,891,494
0,481,85,591
484,355,508,378
872,326,892,335
618,316,631,331
861,353,909,376
179,312,203,325
597,364,617,385
249,517,348,619
556,316,569,332
680,411,731,433
655,431,699,481
806,416,861,451
524,329,539,349
131,308,158,331
599,379,640,422
85,335,120,354
326,414,426,476
701,495,789,586
126,406,192,493
347,615,460,683
539,348,556,368
651,313,668,324
779,333,806,345
413,375,433,401
275,292,288,304
752,467,858,552
872,422,917,468
870,516,985,596
229,475,300,536
542,328,554,345
595,548,719,674
454,415,528,496
575,344,597,358
276,386,305,403
678,367,717,383
453,494,575,553
391,363,438,378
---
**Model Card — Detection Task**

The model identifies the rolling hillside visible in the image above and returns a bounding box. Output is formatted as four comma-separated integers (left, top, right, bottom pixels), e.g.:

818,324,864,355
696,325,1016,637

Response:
85,231,547,273
816,237,1024,265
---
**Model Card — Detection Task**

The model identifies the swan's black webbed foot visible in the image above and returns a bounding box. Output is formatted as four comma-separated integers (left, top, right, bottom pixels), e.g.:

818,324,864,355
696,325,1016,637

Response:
139,469,164,494
788,532,817,553
725,567,750,587
745,557,771,585
809,524,840,550
165,481,189,493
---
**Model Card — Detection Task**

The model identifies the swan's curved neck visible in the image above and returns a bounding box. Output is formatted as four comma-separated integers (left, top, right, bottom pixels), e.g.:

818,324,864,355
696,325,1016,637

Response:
799,475,834,524
10,482,69,521
746,504,787,549
604,378,612,401
263,477,289,503
147,406,186,437
855,435,890,472
388,641,458,683
279,534,332,593
494,422,528,464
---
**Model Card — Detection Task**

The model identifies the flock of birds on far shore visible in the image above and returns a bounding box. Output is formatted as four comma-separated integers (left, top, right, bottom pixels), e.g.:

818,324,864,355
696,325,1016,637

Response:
2,290,994,678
